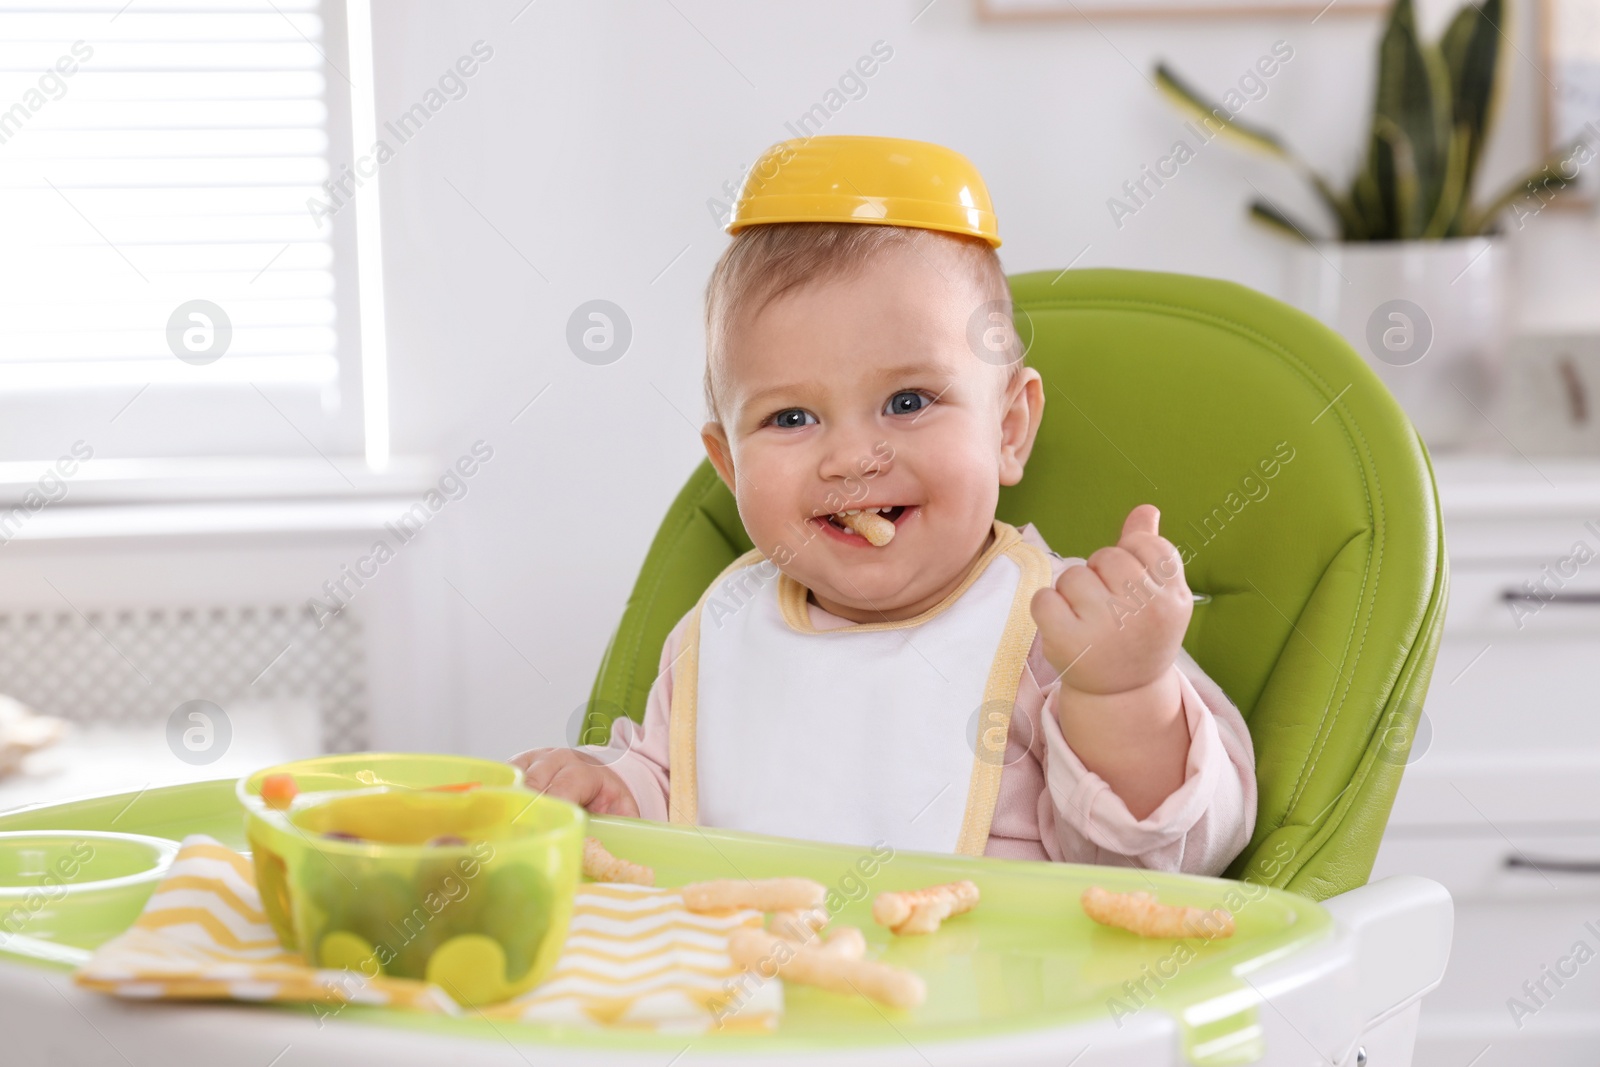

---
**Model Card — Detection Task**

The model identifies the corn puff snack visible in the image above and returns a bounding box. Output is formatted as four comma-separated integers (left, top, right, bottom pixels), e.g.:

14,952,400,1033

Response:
581,837,654,886
872,879,980,935
767,912,864,957
769,906,829,940
729,927,925,1010
1080,886,1235,939
820,925,867,959
680,877,827,914
837,509,895,546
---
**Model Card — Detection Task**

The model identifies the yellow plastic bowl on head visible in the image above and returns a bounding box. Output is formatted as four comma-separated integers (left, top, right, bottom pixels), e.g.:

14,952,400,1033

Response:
726,134,1001,248
279,786,584,1007
237,753,523,952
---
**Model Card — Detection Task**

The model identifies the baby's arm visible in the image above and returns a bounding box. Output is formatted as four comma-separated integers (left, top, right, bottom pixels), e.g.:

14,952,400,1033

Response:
1036,646,1257,875
508,613,688,820
1030,505,1196,817
1053,666,1188,821
1024,507,1256,874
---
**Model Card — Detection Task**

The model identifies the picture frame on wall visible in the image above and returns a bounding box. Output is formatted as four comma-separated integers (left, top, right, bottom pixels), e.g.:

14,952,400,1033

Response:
1542,0,1600,206
975,0,1383,18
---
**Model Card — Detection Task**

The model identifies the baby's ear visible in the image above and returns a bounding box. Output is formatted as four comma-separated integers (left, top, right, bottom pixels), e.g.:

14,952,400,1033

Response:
998,368,1045,486
701,422,737,491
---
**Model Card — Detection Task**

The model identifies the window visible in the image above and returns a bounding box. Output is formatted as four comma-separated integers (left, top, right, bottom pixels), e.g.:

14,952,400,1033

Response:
0,0,385,469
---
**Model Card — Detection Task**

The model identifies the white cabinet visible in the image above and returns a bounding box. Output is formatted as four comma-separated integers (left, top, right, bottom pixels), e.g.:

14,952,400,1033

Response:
1372,454,1600,1066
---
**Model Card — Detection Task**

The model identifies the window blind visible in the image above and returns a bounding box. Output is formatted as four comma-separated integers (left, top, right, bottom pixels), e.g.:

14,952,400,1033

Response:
0,1,338,390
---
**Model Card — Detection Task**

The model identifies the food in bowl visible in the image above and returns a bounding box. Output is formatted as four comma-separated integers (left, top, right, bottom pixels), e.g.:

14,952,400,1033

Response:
280,786,583,1006
236,753,522,952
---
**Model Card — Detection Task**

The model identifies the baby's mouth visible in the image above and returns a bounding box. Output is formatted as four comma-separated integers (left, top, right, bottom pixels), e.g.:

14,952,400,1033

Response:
825,505,907,529
817,505,910,546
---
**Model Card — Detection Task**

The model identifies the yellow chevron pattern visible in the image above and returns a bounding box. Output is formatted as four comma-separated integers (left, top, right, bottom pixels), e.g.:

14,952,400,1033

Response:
73,834,782,1031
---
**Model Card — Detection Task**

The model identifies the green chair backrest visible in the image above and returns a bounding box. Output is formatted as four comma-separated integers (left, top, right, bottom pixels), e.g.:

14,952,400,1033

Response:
588,267,1449,901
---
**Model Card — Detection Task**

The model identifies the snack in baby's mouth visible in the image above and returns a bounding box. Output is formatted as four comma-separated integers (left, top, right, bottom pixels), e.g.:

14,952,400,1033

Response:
582,836,654,886
729,927,925,1010
681,877,826,913
836,508,896,546
872,879,980,935
1080,886,1235,939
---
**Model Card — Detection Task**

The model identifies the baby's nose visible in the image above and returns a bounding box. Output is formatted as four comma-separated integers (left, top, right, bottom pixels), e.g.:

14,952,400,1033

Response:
819,430,892,480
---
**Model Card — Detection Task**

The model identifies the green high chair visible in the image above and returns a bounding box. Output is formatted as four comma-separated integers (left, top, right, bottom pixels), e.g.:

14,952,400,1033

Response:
0,266,1456,1065
586,266,1451,904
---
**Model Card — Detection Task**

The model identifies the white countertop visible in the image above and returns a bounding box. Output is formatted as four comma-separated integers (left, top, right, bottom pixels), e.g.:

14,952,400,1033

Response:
0,699,318,817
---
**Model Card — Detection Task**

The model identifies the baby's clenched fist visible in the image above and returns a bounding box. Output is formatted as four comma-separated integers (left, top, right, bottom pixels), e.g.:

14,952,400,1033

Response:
508,747,640,817
1029,503,1191,696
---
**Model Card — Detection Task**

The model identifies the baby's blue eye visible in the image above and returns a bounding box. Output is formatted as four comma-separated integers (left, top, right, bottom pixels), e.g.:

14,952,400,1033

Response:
771,408,816,429
886,391,930,416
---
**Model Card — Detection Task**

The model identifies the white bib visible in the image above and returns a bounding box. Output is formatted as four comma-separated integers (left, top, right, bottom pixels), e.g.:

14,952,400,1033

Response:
668,523,1051,855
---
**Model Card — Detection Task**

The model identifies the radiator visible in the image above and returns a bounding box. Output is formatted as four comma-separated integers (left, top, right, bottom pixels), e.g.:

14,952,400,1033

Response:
0,602,368,753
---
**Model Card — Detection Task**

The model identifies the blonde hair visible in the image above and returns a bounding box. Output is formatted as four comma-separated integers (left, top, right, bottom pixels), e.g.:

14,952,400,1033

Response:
701,222,1018,421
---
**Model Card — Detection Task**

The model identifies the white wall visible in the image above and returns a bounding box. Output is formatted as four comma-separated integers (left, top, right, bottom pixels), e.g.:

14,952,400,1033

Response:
363,0,1600,760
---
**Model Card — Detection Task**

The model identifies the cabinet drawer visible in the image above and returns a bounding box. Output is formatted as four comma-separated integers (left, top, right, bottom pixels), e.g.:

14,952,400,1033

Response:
1405,562,1600,774
1375,829,1600,900
1413,894,1600,1067
1389,751,1600,827
1443,561,1600,637
1376,830,1600,1065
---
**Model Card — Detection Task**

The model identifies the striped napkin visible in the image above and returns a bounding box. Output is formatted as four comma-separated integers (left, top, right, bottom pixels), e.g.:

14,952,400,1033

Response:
73,834,782,1031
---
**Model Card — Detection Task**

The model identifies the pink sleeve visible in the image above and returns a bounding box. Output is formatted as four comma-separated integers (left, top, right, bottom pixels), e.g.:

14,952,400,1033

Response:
572,612,692,823
1036,647,1257,875
1018,535,1257,875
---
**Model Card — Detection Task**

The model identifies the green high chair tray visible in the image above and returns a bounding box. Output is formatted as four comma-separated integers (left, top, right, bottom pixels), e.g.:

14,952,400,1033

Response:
3,777,1363,1066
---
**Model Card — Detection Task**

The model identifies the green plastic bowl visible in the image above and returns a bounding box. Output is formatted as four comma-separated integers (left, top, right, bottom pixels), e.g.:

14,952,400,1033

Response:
237,752,523,951
282,787,584,1006
0,831,179,949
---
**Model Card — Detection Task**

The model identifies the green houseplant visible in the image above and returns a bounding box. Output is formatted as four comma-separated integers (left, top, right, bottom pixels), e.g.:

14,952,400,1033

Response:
1153,0,1591,449
1154,0,1584,241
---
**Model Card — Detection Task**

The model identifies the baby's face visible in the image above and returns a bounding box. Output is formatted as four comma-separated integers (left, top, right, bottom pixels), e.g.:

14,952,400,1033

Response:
703,240,1041,622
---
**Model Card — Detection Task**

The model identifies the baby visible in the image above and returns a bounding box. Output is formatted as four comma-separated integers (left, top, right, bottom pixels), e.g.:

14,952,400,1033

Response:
512,138,1256,873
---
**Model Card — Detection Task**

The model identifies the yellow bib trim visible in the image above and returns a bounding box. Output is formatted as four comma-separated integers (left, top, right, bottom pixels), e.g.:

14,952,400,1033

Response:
668,548,765,826
953,537,1052,854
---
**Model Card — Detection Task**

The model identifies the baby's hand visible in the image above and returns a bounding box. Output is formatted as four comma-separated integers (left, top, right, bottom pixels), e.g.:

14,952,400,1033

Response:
1029,504,1191,695
508,747,640,817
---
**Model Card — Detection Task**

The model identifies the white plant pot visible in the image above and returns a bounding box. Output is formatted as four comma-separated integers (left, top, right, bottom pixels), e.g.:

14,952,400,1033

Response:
1287,237,1507,451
